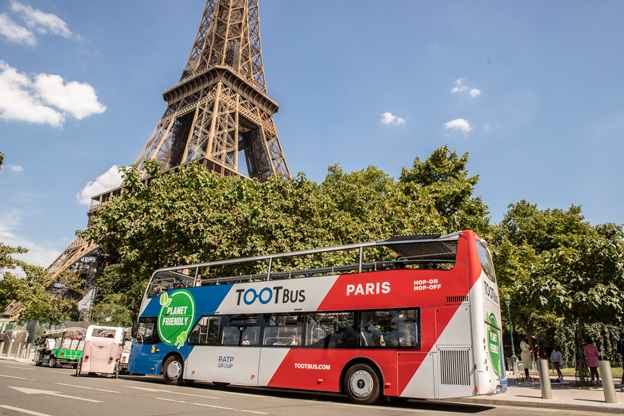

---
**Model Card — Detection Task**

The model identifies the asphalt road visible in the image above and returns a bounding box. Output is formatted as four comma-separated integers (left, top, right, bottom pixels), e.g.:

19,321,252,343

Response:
0,359,590,416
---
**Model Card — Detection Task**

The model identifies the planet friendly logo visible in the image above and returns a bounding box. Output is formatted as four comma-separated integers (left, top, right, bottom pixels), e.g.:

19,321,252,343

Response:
157,290,196,349
487,313,501,376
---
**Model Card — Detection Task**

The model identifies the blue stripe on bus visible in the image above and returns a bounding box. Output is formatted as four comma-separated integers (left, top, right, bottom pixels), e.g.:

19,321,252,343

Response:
143,284,234,317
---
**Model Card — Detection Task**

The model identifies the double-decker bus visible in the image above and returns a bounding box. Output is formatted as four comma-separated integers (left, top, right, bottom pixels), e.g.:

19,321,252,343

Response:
129,231,506,404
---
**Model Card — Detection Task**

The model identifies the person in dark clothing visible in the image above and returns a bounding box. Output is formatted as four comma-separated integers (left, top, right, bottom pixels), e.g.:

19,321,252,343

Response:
617,330,624,392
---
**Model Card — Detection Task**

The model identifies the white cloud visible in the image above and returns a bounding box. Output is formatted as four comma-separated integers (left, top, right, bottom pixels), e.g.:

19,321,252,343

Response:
380,112,406,126
8,164,24,172
34,74,107,119
10,0,71,38
0,213,60,267
0,61,106,127
77,165,123,206
444,118,473,134
0,12,35,45
450,78,481,98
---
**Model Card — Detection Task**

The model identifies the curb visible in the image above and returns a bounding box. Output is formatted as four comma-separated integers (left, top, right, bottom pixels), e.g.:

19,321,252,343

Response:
442,397,623,414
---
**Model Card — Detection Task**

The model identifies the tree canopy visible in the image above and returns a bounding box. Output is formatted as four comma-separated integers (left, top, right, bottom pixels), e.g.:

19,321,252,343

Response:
81,147,491,318
0,242,79,324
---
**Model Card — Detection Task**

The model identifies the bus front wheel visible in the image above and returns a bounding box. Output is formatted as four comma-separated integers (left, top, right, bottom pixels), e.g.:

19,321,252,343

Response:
344,363,382,405
163,356,184,385
48,356,57,368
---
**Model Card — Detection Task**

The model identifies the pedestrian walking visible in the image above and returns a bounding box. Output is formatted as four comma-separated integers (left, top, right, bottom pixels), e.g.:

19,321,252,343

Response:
550,346,564,382
520,335,532,380
584,338,600,383
617,330,624,392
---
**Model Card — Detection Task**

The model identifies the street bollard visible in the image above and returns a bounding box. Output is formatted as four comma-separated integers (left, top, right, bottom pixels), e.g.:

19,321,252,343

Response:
538,358,552,399
598,361,617,403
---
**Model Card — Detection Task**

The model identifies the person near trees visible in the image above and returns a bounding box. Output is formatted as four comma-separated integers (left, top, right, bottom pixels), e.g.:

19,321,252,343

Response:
584,338,600,383
520,335,532,380
617,330,624,392
550,345,564,382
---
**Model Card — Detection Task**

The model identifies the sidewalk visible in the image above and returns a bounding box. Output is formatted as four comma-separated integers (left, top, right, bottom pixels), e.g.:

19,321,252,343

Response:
448,374,624,414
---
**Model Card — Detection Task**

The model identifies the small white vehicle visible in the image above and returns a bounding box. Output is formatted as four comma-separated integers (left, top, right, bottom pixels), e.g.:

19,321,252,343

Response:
76,325,124,378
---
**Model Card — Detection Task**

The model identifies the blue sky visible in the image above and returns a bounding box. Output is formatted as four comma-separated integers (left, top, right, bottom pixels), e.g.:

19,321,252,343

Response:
1,0,623,267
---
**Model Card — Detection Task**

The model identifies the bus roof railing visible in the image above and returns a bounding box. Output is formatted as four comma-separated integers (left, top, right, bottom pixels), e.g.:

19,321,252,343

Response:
149,232,463,286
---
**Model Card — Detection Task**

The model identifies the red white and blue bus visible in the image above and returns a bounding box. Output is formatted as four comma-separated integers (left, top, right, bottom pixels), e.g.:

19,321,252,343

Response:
129,231,506,404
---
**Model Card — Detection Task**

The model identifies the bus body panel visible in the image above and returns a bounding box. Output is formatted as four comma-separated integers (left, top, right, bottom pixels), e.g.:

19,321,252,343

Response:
130,231,505,401
185,346,260,385
265,349,357,392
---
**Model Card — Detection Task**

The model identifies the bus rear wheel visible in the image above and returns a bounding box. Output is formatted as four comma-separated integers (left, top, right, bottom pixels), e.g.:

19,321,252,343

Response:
163,356,184,385
344,363,382,405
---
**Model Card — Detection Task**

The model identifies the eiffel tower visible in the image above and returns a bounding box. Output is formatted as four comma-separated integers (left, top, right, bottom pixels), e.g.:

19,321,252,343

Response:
45,0,290,316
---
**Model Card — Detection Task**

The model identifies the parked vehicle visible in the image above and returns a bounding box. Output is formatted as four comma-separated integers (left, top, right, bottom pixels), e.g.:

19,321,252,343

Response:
76,325,125,378
34,327,86,368
119,327,133,373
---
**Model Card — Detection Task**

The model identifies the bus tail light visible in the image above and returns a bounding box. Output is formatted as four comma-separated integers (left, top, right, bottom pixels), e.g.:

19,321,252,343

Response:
85,355,89,360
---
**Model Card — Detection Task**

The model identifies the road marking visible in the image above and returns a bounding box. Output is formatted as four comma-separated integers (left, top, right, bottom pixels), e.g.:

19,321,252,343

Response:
56,382,120,393
6,365,34,370
124,385,218,399
8,386,102,403
155,397,266,414
0,374,33,380
48,370,73,374
0,405,51,416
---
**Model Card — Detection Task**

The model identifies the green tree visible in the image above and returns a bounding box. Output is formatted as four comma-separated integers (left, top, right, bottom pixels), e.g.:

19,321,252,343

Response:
492,201,591,353
91,293,134,327
0,242,78,324
399,145,490,236
526,223,624,382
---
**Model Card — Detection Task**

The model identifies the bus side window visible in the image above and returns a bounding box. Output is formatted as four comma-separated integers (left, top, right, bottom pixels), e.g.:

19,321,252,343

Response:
264,314,304,347
188,316,221,345
359,309,420,350
305,312,356,349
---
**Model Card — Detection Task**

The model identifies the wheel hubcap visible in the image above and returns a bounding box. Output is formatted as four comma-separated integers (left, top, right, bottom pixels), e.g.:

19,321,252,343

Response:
167,360,182,380
350,370,374,398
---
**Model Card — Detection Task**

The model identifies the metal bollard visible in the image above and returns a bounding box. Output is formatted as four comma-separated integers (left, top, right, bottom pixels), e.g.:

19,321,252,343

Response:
538,359,552,399
598,361,617,403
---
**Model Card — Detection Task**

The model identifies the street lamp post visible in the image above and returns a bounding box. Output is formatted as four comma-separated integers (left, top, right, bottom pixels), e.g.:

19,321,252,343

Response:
505,297,516,373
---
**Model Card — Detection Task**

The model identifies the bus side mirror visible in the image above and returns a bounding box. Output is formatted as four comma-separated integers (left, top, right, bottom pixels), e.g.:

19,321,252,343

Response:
131,321,138,339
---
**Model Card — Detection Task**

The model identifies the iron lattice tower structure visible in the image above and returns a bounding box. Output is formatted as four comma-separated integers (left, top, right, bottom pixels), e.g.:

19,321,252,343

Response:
136,0,289,181
44,0,289,311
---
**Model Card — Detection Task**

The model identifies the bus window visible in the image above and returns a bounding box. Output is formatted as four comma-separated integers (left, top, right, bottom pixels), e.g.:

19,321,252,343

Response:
264,314,304,346
188,316,222,345
305,312,357,349
135,317,162,344
476,240,497,283
359,309,420,349
222,315,260,346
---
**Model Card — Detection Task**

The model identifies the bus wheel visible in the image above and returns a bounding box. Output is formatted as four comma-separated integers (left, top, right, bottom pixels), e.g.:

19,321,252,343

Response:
163,356,184,385
75,359,81,377
114,361,120,379
344,364,382,405
48,356,57,368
